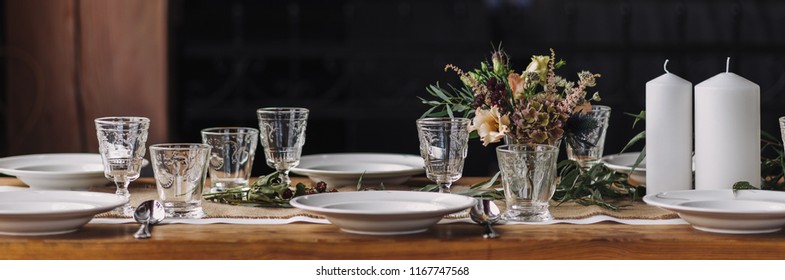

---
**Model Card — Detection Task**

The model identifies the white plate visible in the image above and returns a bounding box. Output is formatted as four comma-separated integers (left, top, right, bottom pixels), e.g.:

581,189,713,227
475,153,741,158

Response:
644,189,785,234
0,190,127,236
0,153,147,191
290,191,476,235
602,152,646,184
0,186,28,192
290,153,425,187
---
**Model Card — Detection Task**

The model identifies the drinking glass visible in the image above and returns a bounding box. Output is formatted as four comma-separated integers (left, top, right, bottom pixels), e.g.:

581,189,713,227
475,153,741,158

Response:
256,107,309,185
416,118,471,193
95,117,150,216
149,143,211,219
566,105,611,170
780,117,785,149
497,144,559,222
201,127,259,192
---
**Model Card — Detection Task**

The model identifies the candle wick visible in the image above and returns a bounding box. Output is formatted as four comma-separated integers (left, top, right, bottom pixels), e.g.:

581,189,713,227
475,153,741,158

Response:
726,57,730,73
663,59,670,74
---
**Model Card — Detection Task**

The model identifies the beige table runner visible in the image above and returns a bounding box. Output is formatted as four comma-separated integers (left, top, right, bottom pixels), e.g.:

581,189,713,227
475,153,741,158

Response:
93,183,678,221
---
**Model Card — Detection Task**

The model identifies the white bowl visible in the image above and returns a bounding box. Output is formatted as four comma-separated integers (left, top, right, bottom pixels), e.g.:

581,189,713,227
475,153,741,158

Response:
601,152,646,184
291,153,425,187
0,153,147,191
644,189,785,234
0,190,127,236
290,191,475,235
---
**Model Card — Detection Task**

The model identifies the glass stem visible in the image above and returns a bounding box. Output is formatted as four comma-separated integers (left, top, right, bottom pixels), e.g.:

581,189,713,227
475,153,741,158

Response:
279,170,291,186
438,182,452,193
114,177,131,201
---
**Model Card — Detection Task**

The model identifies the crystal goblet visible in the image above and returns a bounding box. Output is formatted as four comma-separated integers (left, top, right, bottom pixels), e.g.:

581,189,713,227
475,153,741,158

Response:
95,116,150,216
256,107,309,186
416,118,470,193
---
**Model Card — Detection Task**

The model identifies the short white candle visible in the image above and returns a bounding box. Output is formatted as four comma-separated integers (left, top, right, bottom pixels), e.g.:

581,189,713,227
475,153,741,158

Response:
646,60,693,193
694,58,760,190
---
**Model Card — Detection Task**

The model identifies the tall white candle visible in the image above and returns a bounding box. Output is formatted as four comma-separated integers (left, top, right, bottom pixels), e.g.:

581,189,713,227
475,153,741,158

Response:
694,58,760,190
646,60,693,193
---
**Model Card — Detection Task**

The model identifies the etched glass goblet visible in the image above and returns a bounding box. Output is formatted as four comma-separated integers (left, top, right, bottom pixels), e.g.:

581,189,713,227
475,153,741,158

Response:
256,107,309,186
565,105,611,170
416,118,471,193
95,117,150,216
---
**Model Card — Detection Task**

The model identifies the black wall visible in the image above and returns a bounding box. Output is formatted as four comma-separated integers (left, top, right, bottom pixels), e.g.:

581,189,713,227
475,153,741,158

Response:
170,0,785,176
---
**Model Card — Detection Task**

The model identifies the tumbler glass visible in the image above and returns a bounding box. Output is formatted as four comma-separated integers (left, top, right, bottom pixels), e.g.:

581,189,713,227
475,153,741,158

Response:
150,143,211,219
497,144,559,222
201,127,259,192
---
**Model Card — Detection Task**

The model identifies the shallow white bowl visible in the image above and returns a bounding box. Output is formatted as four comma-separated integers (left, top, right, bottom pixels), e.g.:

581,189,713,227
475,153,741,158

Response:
644,189,785,234
291,153,425,187
290,191,476,235
0,153,148,191
602,152,646,184
0,190,127,236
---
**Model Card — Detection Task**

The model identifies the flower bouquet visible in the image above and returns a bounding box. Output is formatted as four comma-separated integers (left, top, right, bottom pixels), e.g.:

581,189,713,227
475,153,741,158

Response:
420,47,642,210
420,48,601,147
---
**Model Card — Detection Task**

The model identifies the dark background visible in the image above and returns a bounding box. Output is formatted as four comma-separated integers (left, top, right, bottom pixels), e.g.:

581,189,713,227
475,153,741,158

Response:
5,0,785,177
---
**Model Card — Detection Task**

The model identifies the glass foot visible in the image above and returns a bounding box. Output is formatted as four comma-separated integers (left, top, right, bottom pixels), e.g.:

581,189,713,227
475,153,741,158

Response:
502,209,553,222
163,202,206,219
165,208,206,219
111,203,135,217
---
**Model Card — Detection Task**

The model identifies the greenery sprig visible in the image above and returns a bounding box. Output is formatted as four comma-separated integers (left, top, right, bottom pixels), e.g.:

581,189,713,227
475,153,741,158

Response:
415,162,638,210
415,172,504,200
733,131,785,190
203,172,331,208
554,160,642,210
620,110,646,172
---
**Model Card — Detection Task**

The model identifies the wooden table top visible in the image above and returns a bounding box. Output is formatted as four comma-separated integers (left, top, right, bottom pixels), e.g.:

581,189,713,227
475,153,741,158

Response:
2,176,785,260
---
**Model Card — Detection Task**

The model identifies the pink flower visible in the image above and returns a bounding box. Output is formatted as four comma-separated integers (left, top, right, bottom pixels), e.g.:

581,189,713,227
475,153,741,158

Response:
469,106,510,146
507,73,525,100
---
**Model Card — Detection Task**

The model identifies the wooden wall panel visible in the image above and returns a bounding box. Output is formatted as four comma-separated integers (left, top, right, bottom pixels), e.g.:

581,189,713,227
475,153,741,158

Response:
78,0,168,151
5,0,81,154
4,0,168,155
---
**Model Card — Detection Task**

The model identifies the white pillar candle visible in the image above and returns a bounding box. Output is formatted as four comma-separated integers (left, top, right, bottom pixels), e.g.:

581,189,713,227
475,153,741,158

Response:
694,58,760,190
646,60,693,194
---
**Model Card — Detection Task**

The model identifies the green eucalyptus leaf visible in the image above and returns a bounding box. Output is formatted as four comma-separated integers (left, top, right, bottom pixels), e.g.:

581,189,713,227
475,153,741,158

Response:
624,111,646,128
621,131,645,154
630,147,645,173
421,106,438,118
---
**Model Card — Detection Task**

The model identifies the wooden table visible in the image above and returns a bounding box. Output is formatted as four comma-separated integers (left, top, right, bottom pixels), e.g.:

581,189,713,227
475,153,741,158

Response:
2,177,785,260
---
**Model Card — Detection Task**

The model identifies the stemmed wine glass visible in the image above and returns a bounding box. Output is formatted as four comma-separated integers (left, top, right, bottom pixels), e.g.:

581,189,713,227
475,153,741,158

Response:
256,107,309,186
416,118,471,193
565,105,611,171
95,117,150,216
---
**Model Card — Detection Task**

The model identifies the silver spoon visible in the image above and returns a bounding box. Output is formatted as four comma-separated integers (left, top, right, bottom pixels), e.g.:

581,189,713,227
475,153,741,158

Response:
133,200,165,239
469,198,502,239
